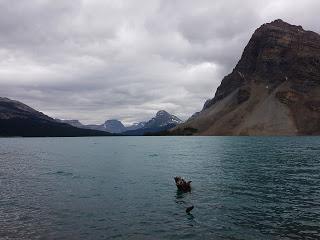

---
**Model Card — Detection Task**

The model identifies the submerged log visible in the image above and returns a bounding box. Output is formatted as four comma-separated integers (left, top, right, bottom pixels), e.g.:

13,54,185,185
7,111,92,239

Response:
174,176,192,192
186,206,194,213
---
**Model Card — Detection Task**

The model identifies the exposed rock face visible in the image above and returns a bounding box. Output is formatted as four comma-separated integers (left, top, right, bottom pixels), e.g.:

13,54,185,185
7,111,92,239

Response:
0,97,112,137
173,19,320,136
103,120,126,133
123,110,183,135
144,110,182,128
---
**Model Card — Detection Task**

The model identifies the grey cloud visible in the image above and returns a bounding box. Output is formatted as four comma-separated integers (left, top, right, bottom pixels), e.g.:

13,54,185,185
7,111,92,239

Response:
0,0,319,124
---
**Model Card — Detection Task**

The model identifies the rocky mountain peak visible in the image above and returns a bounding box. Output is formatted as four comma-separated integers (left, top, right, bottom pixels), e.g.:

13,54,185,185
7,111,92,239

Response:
104,119,124,125
204,19,320,110
154,110,183,123
122,110,183,135
263,19,303,30
175,20,320,136
145,110,182,128
156,110,170,117
104,119,126,133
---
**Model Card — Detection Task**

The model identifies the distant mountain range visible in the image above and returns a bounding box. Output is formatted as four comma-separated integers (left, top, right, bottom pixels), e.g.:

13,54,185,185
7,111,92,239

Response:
0,96,182,137
58,110,183,135
0,97,113,137
171,19,320,136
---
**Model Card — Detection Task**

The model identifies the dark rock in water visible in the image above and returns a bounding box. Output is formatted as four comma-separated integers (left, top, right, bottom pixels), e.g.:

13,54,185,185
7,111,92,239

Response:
174,176,191,192
186,206,194,214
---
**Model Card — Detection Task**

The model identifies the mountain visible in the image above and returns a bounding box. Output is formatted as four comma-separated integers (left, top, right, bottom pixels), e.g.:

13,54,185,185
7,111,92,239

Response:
55,119,85,128
59,110,182,135
56,119,125,133
143,110,182,128
125,122,146,131
56,119,107,132
0,97,113,137
103,120,126,133
123,110,182,135
172,19,320,136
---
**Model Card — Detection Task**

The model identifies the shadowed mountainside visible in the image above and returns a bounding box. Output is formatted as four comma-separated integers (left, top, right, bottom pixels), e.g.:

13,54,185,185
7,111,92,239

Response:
0,97,113,137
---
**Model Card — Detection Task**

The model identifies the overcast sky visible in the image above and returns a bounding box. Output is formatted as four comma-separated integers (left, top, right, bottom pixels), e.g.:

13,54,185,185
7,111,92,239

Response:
0,0,319,124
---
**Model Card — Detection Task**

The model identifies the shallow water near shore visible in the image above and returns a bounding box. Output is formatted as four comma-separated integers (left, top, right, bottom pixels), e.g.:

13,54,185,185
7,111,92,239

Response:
0,136,319,239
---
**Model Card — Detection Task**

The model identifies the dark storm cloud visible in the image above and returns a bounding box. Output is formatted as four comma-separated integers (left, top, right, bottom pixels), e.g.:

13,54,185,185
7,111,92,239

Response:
0,0,319,124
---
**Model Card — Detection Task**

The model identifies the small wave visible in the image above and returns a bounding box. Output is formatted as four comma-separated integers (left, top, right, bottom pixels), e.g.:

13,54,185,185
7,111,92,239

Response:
174,153,188,157
55,170,73,176
149,154,159,157
175,200,186,204
306,146,320,151
43,170,74,177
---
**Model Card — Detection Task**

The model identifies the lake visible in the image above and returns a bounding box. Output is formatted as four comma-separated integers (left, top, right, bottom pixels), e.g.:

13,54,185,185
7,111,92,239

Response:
0,137,319,239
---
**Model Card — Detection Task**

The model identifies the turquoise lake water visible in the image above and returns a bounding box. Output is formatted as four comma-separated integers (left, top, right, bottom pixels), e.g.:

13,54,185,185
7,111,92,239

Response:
0,137,319,239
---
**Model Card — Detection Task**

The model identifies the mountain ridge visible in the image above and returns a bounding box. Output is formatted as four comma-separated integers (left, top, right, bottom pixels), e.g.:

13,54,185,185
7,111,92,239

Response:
58,110,183,135
122,110,182,135
0,97,113,137
171,19,320,136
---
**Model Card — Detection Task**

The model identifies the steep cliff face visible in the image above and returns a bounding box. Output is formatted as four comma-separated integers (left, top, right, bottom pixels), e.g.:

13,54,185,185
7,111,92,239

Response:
174,19,320,136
